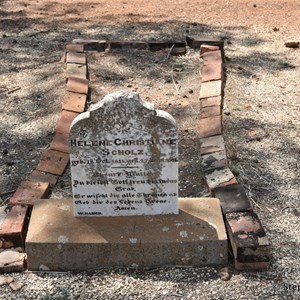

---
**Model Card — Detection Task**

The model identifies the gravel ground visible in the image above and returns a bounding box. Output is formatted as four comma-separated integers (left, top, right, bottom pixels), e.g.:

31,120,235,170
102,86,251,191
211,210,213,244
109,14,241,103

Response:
0,0,300,299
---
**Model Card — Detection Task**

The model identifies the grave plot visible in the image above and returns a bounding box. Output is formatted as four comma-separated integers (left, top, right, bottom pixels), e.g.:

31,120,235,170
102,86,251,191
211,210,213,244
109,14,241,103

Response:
53,46,209,200
2,38,270,272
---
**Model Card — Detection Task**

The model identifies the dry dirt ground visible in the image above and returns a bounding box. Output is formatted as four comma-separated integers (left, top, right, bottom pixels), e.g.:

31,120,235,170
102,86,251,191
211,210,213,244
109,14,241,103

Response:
0,0,300,299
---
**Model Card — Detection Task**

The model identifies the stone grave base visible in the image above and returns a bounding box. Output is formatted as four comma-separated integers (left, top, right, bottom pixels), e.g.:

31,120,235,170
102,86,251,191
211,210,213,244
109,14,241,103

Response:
25,198,228,271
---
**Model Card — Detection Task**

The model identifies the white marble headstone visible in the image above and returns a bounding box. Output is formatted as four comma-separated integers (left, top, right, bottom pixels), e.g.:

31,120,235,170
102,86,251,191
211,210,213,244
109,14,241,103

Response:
70,91,178,217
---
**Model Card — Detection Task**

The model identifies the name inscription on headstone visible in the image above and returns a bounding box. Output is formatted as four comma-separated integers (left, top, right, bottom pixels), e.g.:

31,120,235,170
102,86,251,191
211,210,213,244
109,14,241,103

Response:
70,91,178,217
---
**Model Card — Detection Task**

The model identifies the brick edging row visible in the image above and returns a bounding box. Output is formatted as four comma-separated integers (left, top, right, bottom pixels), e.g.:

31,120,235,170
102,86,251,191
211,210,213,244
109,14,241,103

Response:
197,44,270,270
0,36,270,271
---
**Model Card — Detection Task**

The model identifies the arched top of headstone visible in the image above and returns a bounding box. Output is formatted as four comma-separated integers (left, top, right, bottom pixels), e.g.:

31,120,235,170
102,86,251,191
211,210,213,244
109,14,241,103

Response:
70,91,177,135
69,91,178,217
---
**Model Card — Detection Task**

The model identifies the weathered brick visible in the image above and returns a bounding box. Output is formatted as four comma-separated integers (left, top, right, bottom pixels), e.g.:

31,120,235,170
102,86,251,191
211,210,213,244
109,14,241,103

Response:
204,168,236,190
28,170,58,186
201,151,227,172
200,96,222,108
62,91,86,113
110,40,148,50
186,36,223,49
67,77,89,95
149,41,186,51
0,205,29,247
56,110,79,134
201,63,222,82
9,181,50,206
199,80,223,98
200,45,220,55
199,115,222,138
72,39,107,51
36,149,69,176
50,132,70,153
200,106,221,119
234,260,270,271
200,135,225,155
217,177,238,188
66,52,86,64
201,51,223,82
66,64,87,79
66,44,84,52
212,184,253,214
225,211,270,263
202,50,222,64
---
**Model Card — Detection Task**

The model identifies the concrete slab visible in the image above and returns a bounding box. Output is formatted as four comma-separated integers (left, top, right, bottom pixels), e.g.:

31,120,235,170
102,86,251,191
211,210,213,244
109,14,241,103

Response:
26,198,228,271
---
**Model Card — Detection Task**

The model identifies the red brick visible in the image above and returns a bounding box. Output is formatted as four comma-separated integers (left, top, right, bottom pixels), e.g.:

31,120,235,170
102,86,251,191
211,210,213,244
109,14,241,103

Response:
66,52,86,64
199,80,223,98
200,45,220,55
199,115,222,138
50,132,70,153
28,170,58,186
201,51,223,82
200,135,225,155
216,177,238,188
200,96,222,108
200,106,221,119
201,63,222,82
56,110,79,134
66,64,87,79
36,149,69,176
66,44,84,52
225,212,271,263
0,205,29,247
62,91,86,113
9,181,49,206
212,184,253,214
67,77,89,95
202,50,222,64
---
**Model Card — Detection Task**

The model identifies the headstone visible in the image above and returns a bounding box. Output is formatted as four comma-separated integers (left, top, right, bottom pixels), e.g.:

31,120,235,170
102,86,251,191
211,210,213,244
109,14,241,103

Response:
70,91,178,217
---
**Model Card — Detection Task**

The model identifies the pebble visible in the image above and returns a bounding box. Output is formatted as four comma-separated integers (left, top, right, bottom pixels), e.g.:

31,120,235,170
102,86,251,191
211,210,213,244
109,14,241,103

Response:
218,267,231,281
0,276,14,286
9,281,24,291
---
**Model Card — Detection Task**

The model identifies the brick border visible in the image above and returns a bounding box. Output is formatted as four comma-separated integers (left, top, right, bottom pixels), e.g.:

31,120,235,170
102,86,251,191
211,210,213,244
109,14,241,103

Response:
0,36,270,271
197,44,271,270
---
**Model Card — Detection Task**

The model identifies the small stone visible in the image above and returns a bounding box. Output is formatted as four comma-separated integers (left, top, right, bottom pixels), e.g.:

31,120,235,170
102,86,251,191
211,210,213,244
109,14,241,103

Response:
0,250,26,272
284,42,299,48
218,267,231,281
9,281,23,291
0,276,14,286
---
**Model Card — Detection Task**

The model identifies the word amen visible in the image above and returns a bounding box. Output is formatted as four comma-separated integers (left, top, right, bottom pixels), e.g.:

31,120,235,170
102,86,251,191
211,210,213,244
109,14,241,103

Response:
70,138,177,147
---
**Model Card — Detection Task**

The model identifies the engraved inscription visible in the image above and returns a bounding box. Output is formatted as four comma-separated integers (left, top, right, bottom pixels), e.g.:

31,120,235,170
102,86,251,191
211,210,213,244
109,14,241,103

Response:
70,91,178,217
